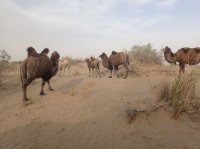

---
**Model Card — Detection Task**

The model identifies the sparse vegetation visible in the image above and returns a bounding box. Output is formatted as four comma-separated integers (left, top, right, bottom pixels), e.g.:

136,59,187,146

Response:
154,71,200,119
0,50,11,87
64,56,84,65
129,43,162,65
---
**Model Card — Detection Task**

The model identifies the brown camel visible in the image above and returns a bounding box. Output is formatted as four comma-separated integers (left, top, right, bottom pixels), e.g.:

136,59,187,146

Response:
85,56,100,77
99,52,109,69
58,58,70,77
164,46,200,74
100,51,129,79
20,47,60,105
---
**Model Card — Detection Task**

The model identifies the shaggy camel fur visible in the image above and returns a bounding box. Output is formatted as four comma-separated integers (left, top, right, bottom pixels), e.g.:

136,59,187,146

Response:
164,46,200,74
99,52,109,69
85,57,100,77
20,47,60,105
100,51,129,79
58,58,70,77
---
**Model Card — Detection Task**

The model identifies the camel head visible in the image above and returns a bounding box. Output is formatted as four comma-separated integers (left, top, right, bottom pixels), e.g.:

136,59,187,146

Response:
51,51,60,63
99,52,107,59
163,46,176,64
91,56,95,61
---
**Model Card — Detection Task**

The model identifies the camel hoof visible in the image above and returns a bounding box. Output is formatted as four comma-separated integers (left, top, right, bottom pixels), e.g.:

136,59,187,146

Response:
108,76,112,78
49,88,53,91
40,92,45,95
123,76,127,79
22,100,31,107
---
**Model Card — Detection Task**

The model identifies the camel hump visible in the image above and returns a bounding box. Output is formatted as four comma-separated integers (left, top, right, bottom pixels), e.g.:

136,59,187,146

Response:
195,48,200,53
181,47,189,53
27,47,38,57
112,51,118,55
41,48,49,55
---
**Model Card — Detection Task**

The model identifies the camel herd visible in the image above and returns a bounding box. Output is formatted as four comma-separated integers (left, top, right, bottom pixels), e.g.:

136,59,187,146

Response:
20,46,200,105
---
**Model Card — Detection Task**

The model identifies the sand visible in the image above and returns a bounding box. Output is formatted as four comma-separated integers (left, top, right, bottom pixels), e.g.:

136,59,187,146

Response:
0,63,200,149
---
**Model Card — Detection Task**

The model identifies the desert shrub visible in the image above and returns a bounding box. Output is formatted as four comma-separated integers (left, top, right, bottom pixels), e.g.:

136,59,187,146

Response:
0,50,11,87
155,79,171,102
63,56,84,65
0,50,11,73
129,43,162,64
155,71,200,118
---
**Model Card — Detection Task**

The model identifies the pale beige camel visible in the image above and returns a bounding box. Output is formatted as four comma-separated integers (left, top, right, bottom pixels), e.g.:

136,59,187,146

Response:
58,58,70,78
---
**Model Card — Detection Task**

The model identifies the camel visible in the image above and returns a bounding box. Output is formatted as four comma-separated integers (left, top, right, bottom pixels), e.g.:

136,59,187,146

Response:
85,56,100,77
20,47,60,105
164,46,200,74
99,52,109,69
58,58,70,77
99,51,129,79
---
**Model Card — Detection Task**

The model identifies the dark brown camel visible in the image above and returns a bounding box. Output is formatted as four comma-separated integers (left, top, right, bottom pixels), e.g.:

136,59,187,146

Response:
85,57,100,77
99,52,109,69
164,46,200,74
20,47,60,105
99,51,129,79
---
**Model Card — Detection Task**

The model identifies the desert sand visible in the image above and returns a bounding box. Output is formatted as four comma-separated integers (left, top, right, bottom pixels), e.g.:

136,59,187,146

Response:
0,62,200,149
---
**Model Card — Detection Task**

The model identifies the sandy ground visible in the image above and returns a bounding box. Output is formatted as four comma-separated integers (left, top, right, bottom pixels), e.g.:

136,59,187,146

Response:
1,62,200,149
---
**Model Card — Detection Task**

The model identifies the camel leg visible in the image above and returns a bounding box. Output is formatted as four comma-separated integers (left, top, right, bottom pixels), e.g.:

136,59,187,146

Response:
22,78,34,105
59,68,62,77
108,69,112,78
88,68,91,77
124,64,128,79
179,63,185,74
40,80,46,95
47,80,53,91
63,67,66,77
113,66,119,78
95,67,99,78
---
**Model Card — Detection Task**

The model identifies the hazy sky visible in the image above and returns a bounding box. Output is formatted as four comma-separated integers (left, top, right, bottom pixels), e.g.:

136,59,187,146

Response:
1,0,200,60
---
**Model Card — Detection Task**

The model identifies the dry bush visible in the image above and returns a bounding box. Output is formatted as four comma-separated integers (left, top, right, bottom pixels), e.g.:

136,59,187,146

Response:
155,79,171,102
129,43,162,65
0,50,11,87
64,56,84,66
154,71,200,119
